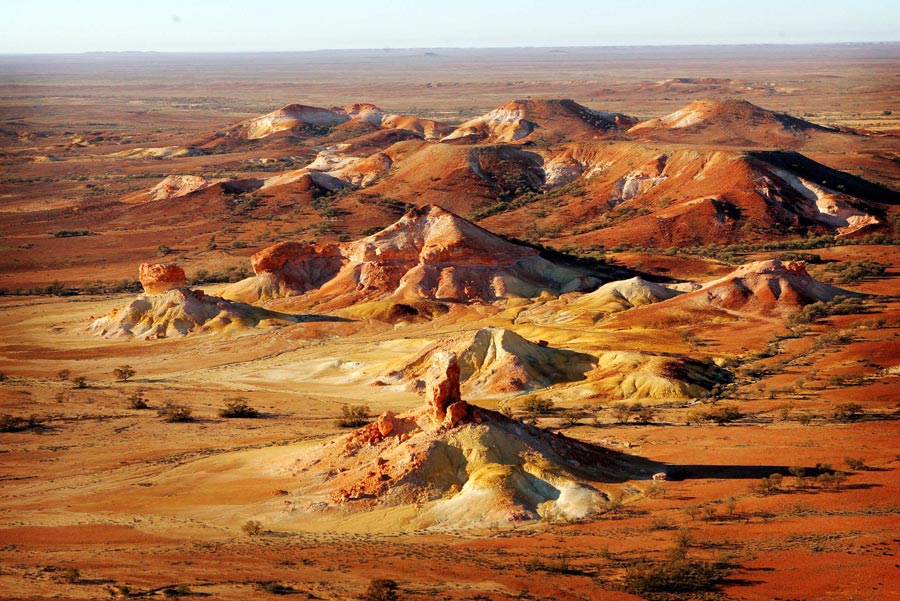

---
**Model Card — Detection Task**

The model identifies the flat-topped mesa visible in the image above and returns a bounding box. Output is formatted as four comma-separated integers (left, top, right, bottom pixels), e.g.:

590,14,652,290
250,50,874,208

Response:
425,351,463,423
139,263,187,295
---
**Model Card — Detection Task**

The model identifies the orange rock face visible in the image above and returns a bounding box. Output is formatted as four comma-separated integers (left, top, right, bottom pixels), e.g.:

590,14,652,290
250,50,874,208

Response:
443,400,470,428
375,411,397,437
250,241,343,293
426,351,461,421
139,263,187,294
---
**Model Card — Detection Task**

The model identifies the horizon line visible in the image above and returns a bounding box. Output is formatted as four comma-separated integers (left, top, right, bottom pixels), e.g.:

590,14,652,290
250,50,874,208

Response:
2,40,899,56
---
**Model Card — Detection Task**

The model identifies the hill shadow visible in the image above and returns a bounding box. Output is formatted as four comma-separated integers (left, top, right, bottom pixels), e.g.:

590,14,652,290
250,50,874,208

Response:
751,151,900,206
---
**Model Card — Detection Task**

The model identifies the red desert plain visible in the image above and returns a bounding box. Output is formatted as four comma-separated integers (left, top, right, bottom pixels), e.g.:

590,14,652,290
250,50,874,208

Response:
1,45,899,600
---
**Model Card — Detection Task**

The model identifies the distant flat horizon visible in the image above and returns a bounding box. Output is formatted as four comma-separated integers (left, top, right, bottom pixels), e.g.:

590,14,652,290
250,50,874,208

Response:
2,41,899,59
1,40,899,57
3,0,899,54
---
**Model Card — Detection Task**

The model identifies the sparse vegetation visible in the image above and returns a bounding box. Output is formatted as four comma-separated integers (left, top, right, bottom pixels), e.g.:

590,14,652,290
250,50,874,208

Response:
158,402,193,422
0,413,45,432
819,260,886,284
623,556,725,596
559,408,587,427
336,404,371,428
831,402,863,422
523,397,555,415
750,473,784,496
127,390,149,409
817,471,848,490
52,229,93,238
844,457,867,471
113,365,136,382
688,404,743,425
187,265,252,286
611,402,655,424
361,578,400,601
257,581,294,595
72,376,88,389
242,520,263,536
219,397,260,418
162,584,191,598
786,296,868,328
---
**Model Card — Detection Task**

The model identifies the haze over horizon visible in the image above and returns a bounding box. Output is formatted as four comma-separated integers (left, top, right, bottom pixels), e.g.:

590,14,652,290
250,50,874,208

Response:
3,0,899,54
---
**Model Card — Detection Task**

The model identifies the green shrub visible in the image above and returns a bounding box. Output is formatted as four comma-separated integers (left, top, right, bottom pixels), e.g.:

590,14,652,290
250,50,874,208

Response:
219,397,259,418
611,402,654,424
689,405,743,425
162,584,191,598
623,557,723,595
559,408,587,427
821,260,886,284
750,473,783,496
336,405,370,428
523,397,555,415
52,229,93,238
0,414,45,432
127,391,148,409
242,520,263,536
158,402,193,422
362,579,400,601
113,365,136,382
831,402,863,422
258,581,293,594
844,457,866,471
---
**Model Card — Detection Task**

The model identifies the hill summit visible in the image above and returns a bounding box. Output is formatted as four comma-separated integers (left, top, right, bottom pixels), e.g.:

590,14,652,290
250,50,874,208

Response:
629,98,837,146
224,204,603,309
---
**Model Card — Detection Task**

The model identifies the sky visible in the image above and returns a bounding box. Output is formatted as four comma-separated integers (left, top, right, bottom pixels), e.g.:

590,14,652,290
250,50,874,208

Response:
2,0,898,53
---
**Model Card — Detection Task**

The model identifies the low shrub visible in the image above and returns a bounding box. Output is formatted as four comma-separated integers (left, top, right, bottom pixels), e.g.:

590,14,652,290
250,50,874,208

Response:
0,413,45,432
219,397,259,418
242,520,263,536
362,578,400,601
257,581,293,594
623,557,724,595
336,404,370,428
831,402,863,422
113,365,136,382
127,391,148,409
158,402,193,422
688,405,743,425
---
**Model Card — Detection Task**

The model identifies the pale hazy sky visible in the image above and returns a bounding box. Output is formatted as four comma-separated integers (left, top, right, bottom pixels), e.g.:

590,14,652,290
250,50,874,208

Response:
2,0,898,53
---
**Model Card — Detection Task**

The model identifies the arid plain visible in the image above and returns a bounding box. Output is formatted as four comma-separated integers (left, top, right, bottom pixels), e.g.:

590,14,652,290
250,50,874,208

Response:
1,45,899,600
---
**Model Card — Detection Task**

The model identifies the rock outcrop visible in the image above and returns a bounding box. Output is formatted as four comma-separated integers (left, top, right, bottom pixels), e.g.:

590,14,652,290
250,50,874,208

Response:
391,328,597,396
92,264,298,339
224,205,601,310
276,351,657,531
425,351,462,421
139,263,187,294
